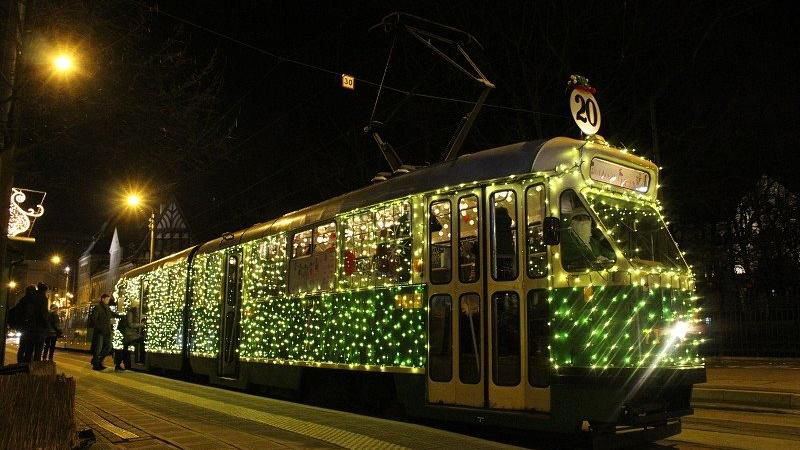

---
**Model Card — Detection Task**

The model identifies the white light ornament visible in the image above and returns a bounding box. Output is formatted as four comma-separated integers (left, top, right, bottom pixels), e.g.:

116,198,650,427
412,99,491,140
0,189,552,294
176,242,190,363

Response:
8,187,46,238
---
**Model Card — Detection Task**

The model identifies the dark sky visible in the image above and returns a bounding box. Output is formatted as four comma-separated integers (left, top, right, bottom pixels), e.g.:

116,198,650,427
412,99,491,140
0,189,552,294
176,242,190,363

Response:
14,0,800,262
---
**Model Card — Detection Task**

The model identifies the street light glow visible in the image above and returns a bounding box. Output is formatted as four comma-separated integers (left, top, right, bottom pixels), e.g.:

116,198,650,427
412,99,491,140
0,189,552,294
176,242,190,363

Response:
50,255,62,265
53,54,75,73
126,193,142,208
8,280,17,289
65,266,71,273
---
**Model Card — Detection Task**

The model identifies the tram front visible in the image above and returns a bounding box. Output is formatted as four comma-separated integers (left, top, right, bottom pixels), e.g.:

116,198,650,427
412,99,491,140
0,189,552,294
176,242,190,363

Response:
545,140,705,442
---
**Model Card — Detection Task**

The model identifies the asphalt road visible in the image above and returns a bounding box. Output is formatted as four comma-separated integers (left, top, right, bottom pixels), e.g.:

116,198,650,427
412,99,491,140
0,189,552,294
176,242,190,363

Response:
5,347,800,449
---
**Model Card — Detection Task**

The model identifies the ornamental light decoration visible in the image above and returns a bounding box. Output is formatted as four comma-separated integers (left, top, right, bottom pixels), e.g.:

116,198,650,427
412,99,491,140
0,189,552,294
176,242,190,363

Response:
8,188,46,239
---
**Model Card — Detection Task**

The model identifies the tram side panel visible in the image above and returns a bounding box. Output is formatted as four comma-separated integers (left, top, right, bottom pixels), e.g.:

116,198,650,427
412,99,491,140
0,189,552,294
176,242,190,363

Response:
184,213,428,395
113,262,187,372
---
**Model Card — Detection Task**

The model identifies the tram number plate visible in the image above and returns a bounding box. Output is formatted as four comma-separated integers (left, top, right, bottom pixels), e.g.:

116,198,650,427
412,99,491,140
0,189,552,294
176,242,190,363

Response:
569,88,601,135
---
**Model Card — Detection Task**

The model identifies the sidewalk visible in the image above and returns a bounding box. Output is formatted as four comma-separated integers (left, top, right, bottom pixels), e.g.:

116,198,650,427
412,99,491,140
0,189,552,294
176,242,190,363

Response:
693,358,800,412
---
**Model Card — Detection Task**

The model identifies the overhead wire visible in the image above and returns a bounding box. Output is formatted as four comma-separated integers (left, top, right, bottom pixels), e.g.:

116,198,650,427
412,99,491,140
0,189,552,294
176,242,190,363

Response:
127,0,566,119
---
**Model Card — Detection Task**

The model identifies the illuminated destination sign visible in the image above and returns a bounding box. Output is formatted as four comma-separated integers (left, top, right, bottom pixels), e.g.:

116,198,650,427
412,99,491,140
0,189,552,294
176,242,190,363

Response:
589,158,650,193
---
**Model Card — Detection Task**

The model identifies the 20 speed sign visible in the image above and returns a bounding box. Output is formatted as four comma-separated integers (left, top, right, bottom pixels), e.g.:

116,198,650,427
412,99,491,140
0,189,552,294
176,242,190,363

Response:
569,88,601,135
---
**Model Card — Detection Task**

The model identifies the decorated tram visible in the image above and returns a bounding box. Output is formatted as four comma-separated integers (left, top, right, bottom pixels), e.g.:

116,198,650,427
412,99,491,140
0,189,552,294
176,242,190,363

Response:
61,133,705,444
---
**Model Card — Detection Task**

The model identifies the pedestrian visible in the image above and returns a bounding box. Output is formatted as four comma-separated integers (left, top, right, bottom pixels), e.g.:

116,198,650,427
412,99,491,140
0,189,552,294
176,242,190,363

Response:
14,286,39,363
43,304,63,361
88,293,118,370
114,302,143,371
30,283,52,361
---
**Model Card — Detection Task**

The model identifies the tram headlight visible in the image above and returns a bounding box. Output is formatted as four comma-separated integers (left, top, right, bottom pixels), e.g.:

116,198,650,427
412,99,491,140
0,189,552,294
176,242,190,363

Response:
668,321,691,340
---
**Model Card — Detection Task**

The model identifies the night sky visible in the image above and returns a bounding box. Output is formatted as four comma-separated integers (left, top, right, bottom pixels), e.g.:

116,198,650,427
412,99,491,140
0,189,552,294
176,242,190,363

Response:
14,0,799,262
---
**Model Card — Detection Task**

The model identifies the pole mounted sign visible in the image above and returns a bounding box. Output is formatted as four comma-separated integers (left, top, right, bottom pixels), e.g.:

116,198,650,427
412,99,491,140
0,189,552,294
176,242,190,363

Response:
567,74,601,136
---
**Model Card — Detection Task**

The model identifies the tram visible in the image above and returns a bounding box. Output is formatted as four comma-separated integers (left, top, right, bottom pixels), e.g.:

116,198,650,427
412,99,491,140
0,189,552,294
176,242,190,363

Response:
61,135,704,444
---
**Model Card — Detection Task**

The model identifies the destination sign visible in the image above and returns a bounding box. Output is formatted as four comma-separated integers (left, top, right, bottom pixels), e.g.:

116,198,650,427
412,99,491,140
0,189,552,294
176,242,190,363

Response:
589,158,650,193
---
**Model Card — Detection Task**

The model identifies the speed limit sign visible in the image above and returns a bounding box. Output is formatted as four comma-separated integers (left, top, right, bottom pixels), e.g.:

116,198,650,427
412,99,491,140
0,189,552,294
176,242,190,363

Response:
569,88,601,135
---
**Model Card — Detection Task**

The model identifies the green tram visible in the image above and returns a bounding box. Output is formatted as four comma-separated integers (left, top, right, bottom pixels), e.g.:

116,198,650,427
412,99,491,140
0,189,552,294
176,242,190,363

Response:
111,136,704,443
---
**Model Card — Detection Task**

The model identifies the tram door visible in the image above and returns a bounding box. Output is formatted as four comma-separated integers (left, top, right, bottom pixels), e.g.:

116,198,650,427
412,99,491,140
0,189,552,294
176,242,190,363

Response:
485,184,526,409
134,282,149,367
427,188,485,407
218,247,244,378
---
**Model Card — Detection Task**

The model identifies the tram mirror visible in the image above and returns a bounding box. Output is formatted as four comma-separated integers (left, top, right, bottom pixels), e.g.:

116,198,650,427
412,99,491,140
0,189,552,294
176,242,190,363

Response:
542,217,560,245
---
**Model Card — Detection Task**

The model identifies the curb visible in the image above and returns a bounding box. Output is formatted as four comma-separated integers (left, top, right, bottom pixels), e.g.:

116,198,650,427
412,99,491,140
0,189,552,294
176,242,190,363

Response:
692,388,800,411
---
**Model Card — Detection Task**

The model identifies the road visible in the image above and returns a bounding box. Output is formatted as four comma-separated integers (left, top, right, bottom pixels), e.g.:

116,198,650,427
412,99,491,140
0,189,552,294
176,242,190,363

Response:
5,347,800,449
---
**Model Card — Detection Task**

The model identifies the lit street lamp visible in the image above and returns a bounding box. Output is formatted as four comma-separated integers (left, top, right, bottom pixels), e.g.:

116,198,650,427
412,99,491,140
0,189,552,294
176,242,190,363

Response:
64,266,71,305
50,254,61,265
52,53,75,74
125,192,156,263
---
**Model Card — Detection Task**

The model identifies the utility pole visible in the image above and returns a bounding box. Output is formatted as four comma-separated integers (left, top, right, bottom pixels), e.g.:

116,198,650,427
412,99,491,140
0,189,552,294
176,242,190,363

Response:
0,0,30,366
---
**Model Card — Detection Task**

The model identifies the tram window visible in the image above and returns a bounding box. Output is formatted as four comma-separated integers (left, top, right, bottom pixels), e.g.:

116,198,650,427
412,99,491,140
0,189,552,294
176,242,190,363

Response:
430,200,452,284
342,201,411,287
490,190,518,281
290,222,337,294
314,222,337,254
225,253,240,306
375,202,411,284
527,289,550,388
559,190,615,272
458,196,480,283
459,293,481,384
292,229,313,258
492,291,520,386
257,235,287,297
429,294,453,382
526,185,547,278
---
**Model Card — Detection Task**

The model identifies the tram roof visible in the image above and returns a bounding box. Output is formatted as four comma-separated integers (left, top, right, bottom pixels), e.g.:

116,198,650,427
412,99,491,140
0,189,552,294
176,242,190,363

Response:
194,136,592,256
121,136,656,278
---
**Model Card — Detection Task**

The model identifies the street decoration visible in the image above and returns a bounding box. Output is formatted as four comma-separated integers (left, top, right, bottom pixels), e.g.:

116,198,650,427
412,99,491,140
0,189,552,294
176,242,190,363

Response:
7,187,46,238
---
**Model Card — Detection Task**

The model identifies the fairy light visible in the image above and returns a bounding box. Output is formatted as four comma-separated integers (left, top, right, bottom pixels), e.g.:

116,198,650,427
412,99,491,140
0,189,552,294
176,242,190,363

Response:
112,139,702,374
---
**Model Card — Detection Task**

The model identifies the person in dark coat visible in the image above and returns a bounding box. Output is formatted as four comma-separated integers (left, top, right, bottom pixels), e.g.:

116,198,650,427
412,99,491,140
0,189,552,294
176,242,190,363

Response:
494,206,516,279
15,286,39,363
114,303,144,371
43,304,63,361
89,293,117,370
25,283,52,361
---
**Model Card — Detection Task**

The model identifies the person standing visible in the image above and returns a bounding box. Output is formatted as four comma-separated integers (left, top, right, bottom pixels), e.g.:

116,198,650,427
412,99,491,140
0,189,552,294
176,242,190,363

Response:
88,293,116,370
28,283,52,361
15,286,39,363
43,304,63,361
114,303,143,371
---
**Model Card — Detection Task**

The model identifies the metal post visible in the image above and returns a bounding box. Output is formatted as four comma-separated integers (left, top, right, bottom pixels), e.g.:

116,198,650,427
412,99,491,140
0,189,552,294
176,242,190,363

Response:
148,209,155,263
64,268,69,305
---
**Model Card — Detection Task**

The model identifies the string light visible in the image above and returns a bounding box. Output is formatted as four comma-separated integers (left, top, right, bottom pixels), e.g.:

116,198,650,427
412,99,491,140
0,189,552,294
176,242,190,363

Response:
112,141,700,374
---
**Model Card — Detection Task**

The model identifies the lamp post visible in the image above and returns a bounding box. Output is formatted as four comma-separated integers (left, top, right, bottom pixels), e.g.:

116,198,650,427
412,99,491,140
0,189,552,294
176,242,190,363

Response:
64,266,70,306
0,2,83,365
126,193,156,263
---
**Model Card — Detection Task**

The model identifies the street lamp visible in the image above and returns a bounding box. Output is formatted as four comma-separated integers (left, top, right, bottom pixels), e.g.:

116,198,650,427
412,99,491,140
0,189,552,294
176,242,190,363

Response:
64,266,71,305
52,54,75,73
50,254,61,265
124,191,156,263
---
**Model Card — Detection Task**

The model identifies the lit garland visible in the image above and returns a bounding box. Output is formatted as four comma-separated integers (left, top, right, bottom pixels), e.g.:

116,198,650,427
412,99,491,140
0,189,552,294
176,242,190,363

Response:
548,285,701,370
188,251,225,357
112,141,702,375
543,145,701,370
112,263,187,353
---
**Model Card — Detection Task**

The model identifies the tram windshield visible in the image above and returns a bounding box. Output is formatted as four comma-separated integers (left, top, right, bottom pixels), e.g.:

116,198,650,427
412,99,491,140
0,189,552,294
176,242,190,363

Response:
585,194,686,270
